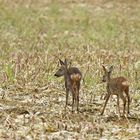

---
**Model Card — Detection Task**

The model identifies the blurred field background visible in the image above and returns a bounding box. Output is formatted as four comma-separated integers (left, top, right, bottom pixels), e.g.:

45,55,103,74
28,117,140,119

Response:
0,0,140,139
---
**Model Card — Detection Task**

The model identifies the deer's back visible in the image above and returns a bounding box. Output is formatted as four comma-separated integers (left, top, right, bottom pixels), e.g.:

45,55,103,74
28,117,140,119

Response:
108,76,129,93
68,67,82,77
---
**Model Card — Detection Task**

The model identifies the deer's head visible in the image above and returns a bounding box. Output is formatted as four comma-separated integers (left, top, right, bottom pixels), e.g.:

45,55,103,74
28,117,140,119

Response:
102,65,113,82
54,59,68,77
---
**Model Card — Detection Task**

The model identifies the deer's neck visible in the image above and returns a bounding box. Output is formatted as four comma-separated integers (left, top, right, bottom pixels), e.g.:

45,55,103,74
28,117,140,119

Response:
64,70,71,85
107,75,111,83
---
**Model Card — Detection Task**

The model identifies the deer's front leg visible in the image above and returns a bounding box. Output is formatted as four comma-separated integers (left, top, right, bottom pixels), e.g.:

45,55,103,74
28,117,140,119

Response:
101,93,110,115
65,89,69,110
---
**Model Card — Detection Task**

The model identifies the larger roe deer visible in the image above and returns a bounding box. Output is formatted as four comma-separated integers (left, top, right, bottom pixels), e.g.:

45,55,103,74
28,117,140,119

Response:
54,59,82,112
101,65,130,116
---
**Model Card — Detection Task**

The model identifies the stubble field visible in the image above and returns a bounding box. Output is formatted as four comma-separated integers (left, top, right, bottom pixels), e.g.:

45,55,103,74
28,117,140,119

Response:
0,0,140,139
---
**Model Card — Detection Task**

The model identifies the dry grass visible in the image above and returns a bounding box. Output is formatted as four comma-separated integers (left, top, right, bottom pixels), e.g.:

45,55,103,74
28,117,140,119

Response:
0,0,140,139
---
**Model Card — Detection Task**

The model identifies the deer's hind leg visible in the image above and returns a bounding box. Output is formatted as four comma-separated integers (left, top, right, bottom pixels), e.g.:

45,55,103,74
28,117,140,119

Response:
120,92,126,116
72,91,76,113
124,87,130,115
117,94,121,117
76,82,80,112
75,89,79,112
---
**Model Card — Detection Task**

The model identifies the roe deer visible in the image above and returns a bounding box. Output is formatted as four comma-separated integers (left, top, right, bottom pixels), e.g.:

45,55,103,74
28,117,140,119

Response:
101,65,130,116
54,59,82,112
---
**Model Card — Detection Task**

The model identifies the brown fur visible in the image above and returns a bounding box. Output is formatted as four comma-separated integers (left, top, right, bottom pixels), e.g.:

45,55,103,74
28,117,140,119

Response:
55,59,82,112
101,66,130,116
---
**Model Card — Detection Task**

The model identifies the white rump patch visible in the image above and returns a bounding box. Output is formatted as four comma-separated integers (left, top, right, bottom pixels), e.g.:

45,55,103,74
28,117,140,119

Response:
70,74,81,81
122,81,129,86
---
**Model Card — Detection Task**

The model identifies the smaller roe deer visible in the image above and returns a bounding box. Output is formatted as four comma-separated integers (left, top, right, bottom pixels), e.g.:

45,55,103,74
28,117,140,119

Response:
101,65,130,116
54,59,82,112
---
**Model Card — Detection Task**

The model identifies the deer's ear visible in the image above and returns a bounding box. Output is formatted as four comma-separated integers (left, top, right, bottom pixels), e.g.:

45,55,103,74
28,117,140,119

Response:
102,65,106,72
59,59,65,65
109,65,113,73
